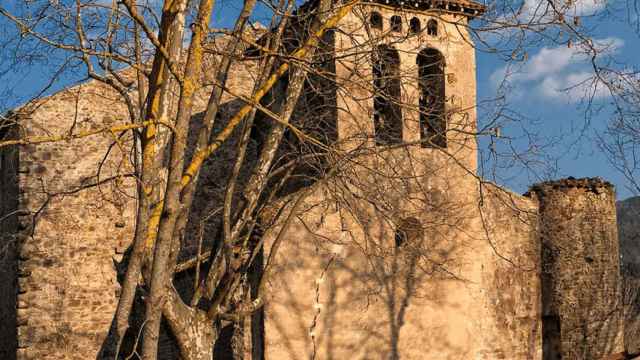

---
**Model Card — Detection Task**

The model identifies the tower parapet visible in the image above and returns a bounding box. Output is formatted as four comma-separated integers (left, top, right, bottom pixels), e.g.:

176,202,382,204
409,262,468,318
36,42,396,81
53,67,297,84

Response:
528,177,624,359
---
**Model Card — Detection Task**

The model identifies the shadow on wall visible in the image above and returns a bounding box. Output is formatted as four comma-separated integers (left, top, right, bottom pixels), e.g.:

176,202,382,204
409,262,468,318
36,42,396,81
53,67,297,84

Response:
0,116,19,360
265,149,476,359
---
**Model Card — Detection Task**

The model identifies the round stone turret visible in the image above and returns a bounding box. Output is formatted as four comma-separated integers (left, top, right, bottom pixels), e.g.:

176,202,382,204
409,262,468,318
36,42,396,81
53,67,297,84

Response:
528,177,624,359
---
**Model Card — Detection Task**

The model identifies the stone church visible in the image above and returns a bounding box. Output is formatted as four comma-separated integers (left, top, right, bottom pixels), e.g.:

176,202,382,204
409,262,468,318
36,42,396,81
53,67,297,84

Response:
0,0,634,359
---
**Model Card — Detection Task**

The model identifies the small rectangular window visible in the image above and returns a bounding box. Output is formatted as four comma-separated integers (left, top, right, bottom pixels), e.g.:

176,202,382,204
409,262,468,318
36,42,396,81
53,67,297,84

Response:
370,12,382,30
390,16,402,32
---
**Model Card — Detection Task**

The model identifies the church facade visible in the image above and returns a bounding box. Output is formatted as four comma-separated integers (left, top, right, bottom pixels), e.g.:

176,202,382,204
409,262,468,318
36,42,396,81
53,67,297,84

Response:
0,0,628,359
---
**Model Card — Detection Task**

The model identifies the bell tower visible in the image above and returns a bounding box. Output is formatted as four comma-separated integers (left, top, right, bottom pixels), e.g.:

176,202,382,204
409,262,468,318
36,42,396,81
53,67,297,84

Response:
264,2,498,359
327,0,485,173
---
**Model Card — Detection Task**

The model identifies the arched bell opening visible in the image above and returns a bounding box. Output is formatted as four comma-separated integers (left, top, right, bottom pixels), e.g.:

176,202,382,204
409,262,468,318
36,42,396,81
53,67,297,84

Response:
417,48,446,148
372,45,403,146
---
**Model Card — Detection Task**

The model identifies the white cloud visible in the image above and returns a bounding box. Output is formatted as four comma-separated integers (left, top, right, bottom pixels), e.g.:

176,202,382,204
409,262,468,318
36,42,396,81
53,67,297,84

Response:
571,0,607,15
482,1,609,50
490,37,623,103
519,46,580,80
536,71,609,101
521,0,607,21
592,37,625,54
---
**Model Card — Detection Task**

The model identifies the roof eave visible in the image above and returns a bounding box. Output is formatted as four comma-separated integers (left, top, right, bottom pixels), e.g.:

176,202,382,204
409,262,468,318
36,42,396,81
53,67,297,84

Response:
362,0,486,19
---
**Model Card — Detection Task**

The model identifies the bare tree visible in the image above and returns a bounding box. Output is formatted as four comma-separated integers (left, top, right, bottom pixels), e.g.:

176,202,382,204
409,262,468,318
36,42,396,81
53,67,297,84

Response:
0,0,363,358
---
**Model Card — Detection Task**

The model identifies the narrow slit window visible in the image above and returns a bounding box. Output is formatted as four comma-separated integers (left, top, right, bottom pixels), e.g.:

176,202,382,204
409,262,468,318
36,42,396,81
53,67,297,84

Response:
370,12,383,30
372,45,403,145
395,217,423,248
427,19,438,36
409,17,421,34
390,16,402,32
417,48,446,148
395,228,407,248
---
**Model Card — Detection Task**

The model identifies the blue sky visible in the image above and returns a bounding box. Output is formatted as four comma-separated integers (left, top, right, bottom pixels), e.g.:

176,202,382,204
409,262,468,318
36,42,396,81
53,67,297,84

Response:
1,0,638,199
473,0,640,199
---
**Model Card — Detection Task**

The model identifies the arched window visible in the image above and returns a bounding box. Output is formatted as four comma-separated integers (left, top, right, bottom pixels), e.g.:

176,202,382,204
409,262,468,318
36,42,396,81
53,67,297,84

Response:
409,17,421,34
417,48,446,148
390,15,402,32
395,217,423,248
370,12,382,30
372,45,403,145
427,19,438,36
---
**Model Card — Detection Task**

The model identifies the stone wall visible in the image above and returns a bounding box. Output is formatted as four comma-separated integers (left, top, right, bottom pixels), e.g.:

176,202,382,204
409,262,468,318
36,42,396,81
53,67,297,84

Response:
262,159,542,359
262,174,476,359
9,43,259,358
478,183,541,359
529,178,624,359
14,80,138,360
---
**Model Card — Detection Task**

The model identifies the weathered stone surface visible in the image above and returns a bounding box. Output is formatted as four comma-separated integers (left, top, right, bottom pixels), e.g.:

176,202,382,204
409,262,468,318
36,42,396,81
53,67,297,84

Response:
2,43,259,358
0,2,630,360
529,178,624,359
